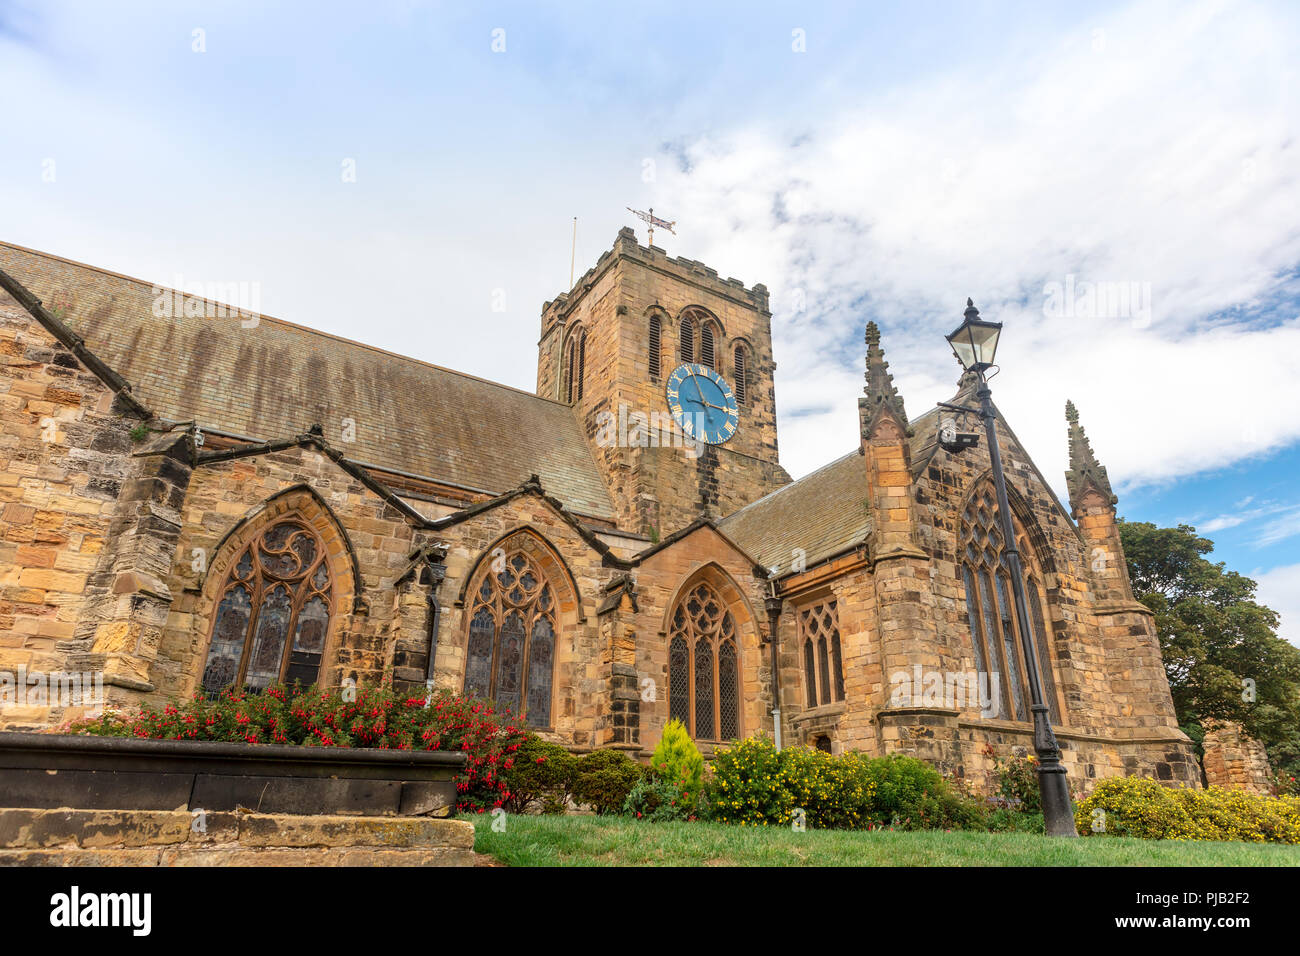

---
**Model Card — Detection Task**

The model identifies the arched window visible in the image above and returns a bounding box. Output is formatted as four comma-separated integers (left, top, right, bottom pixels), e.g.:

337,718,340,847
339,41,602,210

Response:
733,345,748,404
799,600,843,706
563,327,586,403
463,547,557,727
960,483,1063,722
700,322,716,370
679,313,695,363
648,313,662,380
667,581,740,741
202,518,332,696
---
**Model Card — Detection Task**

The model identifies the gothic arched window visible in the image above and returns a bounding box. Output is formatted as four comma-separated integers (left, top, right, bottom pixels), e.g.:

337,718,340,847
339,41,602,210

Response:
799,600,843,706
202,518,332,696
733,344,748,404
648,313,662,380
679,313,695,363
463,548,557,728
960,484,1063,723
563,327,586,403
667,581,740,741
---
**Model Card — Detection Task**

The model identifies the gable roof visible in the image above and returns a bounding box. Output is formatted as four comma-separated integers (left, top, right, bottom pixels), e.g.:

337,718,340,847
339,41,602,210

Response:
0,241,616,521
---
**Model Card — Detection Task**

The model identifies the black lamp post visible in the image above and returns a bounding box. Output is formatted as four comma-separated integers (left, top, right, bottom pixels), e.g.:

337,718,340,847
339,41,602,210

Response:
944,299,1078,838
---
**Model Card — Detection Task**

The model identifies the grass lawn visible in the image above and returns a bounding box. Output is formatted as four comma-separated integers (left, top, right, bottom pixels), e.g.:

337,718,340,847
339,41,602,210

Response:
467,814,1300,866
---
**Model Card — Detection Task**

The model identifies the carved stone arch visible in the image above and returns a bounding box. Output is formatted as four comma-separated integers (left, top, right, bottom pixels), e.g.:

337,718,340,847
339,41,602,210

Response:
457,527,581,729
659,561,758,639
194,485,358,696
455,525,585,621
676,304,726,339
960,471,1057,577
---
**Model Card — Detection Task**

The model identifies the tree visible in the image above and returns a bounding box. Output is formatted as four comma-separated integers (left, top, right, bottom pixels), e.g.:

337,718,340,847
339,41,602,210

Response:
1118,520,1300,786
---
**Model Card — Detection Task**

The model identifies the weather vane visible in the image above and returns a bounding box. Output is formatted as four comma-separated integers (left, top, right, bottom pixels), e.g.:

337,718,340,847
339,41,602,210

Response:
626,206,676,246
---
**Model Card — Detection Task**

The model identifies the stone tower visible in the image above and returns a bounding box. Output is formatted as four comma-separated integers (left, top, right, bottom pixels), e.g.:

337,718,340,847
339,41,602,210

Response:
537,227,790,535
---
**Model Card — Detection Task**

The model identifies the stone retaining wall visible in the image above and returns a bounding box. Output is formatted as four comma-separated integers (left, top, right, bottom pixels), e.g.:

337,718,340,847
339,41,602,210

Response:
0,808,481,866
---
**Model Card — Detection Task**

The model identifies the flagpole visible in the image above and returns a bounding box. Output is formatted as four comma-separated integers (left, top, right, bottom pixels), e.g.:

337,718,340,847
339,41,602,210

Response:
569,217,577,290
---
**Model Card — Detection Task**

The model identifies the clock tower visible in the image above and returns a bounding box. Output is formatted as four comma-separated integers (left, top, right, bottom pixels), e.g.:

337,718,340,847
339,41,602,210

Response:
538,227,789,536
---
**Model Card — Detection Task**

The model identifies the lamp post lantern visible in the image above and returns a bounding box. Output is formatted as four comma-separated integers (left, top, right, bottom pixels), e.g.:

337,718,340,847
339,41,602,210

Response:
945,299,1078,838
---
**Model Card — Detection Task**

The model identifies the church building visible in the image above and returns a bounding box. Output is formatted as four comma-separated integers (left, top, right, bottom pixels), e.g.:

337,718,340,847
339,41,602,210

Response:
0,228,1200,792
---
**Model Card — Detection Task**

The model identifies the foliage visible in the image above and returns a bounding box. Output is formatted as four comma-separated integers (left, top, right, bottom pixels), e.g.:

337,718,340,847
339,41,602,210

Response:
649,718,705,805
65,682,529,813
706,738,985,831
985,746,1042,814
623,773,698,822
1075,776,1300,844
570,748,643,815
707,735,791,826
1118,520,1300,783
128,423,151,443
501,735,576,814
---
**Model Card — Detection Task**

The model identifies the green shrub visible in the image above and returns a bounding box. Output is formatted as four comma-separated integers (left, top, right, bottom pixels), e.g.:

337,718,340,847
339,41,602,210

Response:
1075,776,1300,843
779,747,880,830
624,773,697,822
707,735,790,826
862,754,949,828
987,749,1042,814
502,736,576,814
571,749,643,815
649,718,705,805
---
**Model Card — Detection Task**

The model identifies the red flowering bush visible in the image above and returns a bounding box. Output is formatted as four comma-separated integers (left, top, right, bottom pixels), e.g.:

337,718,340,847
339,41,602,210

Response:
65,682,529,813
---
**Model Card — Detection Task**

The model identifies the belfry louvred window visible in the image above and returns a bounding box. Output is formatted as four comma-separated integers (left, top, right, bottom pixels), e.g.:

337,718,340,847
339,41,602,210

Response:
202,519,331,696
733,345,747,404
648,313,662,379
700,322,715,369
959,484,1062,723
668,581,740,741
800,600,844,707
463,548,556,728
679,312,695,363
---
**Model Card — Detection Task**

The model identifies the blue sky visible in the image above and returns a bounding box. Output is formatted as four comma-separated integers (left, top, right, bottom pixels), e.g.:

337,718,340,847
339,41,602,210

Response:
1,0,1297,641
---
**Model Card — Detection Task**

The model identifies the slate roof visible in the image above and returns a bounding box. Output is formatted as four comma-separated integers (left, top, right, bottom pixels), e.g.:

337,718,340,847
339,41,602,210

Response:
718,411,949,574
718,450,873,572
0,241,616,521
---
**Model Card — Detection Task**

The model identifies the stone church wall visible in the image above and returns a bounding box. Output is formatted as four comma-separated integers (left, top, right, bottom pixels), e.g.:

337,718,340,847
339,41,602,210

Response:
0,291,137,728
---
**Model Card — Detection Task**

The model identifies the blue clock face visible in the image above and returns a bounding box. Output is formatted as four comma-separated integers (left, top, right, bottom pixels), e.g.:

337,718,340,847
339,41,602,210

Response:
666,363,740,445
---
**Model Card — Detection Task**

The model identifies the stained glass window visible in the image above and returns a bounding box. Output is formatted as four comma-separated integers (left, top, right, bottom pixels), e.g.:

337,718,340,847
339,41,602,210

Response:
201,518,332,696
666,581,740,741
462,546,558,728
959,483,1064,722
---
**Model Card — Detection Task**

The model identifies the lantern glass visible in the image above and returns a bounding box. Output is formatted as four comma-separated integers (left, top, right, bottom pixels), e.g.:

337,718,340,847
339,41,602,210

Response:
947,319,1002,370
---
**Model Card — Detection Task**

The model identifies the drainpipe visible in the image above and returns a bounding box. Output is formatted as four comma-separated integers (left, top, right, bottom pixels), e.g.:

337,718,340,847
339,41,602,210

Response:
764,585,784,751
423,559,448,685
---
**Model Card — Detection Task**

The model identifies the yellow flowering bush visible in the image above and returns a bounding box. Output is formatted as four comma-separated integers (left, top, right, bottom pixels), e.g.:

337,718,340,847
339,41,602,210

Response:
1075,776,1300,843
707,735,790,826
706,738,984,830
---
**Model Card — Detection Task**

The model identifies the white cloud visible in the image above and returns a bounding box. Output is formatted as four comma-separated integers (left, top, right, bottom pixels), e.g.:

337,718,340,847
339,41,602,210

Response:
650,0,1300,491
1253,562,1300,647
